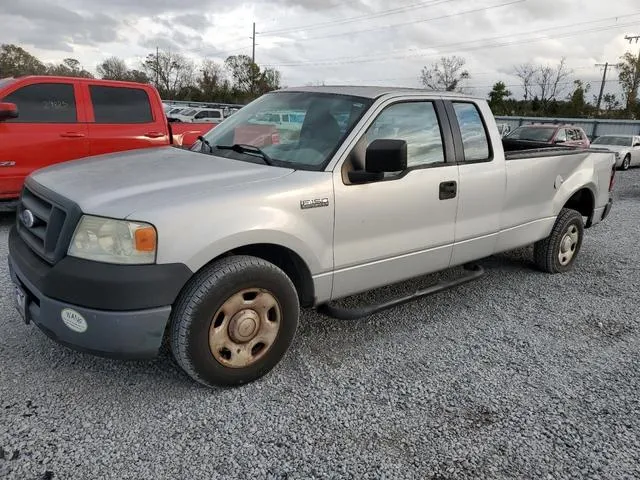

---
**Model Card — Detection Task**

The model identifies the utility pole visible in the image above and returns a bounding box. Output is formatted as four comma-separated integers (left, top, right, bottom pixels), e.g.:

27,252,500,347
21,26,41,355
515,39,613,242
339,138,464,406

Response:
155,46,159,87
251,22,256,64
595,62,611,114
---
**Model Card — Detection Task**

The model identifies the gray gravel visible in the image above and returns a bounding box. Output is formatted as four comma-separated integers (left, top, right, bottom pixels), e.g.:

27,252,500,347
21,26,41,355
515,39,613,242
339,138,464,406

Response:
1,169,640,480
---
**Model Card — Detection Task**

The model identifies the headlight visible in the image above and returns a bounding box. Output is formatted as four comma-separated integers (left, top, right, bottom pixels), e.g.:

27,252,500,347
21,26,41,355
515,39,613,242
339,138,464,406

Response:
68,215,157,264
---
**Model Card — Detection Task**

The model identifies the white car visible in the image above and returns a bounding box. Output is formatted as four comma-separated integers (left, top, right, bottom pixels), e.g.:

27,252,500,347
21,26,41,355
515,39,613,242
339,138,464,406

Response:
188,108,224,124
591,134,640,170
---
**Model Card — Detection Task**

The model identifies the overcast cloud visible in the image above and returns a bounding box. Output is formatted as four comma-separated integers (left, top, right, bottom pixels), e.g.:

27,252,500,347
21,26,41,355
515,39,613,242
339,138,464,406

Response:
2,0,639,98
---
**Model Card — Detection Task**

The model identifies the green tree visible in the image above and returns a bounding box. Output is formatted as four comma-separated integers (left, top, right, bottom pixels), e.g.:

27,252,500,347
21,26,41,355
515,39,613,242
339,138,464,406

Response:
618,51,640,114
47,58,93,78
0,44,46,77
568,80,591,116
488,81,511,114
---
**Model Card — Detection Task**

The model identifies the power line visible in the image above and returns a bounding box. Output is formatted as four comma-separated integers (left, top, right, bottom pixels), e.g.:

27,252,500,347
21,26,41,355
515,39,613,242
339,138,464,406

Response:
260,0,456,35
262,15,640,67
266,0,525,43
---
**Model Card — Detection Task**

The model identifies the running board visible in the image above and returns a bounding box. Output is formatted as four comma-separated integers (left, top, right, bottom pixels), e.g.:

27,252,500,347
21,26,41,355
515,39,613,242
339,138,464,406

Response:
317,264,485,320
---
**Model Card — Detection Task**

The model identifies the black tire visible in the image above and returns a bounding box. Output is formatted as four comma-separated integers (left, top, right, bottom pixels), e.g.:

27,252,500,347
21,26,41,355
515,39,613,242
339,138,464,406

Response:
621,155,631,171
170,255,299,388
533,208,584,274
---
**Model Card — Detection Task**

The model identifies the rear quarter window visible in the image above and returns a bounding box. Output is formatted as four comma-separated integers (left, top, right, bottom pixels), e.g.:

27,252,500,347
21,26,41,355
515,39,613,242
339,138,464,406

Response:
89,85,153,124
452,102,491,162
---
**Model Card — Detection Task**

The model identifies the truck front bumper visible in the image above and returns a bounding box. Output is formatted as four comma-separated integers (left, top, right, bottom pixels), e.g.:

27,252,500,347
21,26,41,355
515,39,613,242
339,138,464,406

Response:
8,227,192,359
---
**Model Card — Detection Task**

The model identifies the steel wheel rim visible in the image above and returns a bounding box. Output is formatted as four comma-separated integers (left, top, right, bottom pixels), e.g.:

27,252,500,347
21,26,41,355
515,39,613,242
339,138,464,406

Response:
208,288,281,368
558,224,579,266
623,157,630,169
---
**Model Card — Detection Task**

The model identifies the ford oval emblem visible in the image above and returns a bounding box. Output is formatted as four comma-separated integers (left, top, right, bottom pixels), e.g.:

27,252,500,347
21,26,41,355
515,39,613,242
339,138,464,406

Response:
21,209,35,228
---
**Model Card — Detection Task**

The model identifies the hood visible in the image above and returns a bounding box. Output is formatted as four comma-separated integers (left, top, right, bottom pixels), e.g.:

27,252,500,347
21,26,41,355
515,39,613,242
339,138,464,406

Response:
30,146,294,218
591,144,628,153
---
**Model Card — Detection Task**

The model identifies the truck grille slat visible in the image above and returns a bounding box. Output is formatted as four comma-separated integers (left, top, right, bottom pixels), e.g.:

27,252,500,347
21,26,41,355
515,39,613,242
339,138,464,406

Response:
17,184,71,264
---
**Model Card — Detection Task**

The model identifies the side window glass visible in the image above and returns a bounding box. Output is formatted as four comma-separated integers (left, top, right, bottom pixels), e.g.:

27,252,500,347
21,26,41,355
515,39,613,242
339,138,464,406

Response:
452,102,490,161
365,102,444,168
3,83,76,123
556,129,567,142
90,86,153,123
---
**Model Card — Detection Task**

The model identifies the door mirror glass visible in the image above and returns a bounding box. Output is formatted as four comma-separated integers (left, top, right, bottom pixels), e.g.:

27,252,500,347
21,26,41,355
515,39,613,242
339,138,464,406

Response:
0,102,18,121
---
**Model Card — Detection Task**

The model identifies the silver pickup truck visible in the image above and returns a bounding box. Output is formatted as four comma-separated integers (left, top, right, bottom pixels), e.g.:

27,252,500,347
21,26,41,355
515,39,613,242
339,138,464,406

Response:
8,86,615,388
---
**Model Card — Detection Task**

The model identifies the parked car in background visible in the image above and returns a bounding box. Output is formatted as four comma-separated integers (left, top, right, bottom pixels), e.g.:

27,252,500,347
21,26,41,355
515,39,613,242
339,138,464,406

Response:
0,75,214,206
187,108,224,124
8,86,615,388
591,134,640,170
505,123,590,148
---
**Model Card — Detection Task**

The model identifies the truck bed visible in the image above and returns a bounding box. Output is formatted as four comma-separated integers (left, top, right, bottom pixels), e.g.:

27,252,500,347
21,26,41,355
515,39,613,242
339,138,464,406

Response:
502,138,582,161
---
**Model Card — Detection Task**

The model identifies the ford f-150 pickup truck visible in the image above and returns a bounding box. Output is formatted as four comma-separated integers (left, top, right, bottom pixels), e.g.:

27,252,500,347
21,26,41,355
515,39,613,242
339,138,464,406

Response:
0,76,215,205
8,86,615,388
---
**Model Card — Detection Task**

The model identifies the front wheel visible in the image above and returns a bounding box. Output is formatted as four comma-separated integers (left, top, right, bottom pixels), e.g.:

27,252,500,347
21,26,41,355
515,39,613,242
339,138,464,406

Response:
533,208,584,273
621,155,631,171
170,255,300,388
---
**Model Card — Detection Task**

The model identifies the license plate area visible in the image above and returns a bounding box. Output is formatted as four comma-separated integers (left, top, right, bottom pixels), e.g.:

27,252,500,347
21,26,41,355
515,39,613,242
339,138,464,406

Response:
14,283,29,324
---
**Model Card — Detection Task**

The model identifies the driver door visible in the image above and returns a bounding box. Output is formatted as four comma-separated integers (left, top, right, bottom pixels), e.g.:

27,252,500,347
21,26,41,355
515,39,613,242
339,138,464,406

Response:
331,99,459,299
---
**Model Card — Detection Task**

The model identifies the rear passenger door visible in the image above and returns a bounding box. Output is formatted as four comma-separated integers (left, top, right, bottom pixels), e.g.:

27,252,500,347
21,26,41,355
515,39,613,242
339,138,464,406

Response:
445,101,506,266
0,80,89,199
84,84,168,156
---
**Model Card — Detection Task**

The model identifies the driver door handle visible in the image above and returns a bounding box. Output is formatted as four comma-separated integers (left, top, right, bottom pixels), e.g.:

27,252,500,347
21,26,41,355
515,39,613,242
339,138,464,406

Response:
144,131,165,138
60,132,85,138
439,181,457,200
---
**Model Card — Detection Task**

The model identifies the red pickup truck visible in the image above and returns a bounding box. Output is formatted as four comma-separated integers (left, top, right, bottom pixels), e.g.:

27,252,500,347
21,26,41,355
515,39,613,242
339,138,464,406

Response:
0,76,215,205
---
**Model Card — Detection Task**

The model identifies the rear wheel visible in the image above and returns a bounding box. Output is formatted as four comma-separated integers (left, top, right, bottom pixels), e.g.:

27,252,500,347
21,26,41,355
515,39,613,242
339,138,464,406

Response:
621,154,631,171
533,208,584,274
170,255,299,388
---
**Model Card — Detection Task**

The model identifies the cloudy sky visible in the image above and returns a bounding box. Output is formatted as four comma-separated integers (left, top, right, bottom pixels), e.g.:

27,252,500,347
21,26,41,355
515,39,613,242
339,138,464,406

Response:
2,0,640,99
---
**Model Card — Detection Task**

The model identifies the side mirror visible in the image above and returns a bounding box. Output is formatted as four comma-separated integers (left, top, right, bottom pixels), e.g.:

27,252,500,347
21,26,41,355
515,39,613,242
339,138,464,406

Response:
634,142,640,147
348,139,408,184
0,102,18,121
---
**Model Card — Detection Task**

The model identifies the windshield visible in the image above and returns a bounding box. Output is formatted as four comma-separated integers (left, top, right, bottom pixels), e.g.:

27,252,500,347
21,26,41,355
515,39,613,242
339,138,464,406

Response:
506,126,556,142
192,91,373,171
182,109,197,117
592,136,632,147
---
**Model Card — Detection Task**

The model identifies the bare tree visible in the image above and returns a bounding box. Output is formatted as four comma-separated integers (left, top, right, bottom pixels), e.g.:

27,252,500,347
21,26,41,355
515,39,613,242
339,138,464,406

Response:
420,56,470,92
143,50,195,98
534,57,572,104
97,56,129,80
513,63,537,101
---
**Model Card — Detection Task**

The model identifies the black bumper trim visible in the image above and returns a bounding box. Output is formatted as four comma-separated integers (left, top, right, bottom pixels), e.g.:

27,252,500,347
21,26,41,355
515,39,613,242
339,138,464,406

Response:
9,226,193,311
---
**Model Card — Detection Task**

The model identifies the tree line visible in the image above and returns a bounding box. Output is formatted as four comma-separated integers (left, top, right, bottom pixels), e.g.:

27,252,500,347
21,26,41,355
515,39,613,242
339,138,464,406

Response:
0,44,282,104
420,53,640,119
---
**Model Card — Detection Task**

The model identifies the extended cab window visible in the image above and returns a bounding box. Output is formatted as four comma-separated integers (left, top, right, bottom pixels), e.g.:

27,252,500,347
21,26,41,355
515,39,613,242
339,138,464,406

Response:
90,86,153,123
365,102,445,167
452,102,490,161
2,83,76,123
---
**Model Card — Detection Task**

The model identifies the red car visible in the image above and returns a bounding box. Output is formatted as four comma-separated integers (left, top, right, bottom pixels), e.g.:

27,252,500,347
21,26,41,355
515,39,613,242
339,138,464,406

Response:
505,123,591,148
0,76,215,205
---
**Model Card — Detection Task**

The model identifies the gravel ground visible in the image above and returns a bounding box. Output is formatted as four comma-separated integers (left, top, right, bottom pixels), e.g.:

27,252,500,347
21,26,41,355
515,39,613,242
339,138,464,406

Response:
1,169,640,480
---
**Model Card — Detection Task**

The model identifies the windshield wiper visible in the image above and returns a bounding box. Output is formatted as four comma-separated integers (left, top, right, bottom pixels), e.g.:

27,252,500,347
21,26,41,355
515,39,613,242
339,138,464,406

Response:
216,144,273,166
